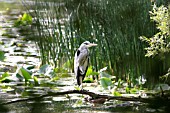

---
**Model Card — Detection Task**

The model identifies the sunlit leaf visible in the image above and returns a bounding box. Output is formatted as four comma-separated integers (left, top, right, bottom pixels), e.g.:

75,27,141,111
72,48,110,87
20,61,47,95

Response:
113,91,121,96
74,86,81,90
117,79,122,88
33,76,39,86
22,13,32,24
20,68,32,81
0,72,11,82
1,72,9,78
130,88,137,94
83,77,93,83
86,66,99,76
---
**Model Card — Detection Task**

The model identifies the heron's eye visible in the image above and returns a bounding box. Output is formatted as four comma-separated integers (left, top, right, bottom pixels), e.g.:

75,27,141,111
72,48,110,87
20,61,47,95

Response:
83,41,90,45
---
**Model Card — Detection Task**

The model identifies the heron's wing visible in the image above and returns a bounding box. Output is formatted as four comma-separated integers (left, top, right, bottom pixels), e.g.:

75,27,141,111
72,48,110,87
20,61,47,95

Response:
76,58,89,85
74,48,89,86
77,49,89,66
74,48,89,75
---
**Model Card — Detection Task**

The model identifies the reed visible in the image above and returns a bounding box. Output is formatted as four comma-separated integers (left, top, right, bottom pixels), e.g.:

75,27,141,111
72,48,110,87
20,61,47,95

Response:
22,0,166,84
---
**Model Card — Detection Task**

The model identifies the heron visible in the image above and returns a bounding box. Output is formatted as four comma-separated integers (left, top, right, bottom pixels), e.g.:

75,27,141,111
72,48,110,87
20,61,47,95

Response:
74,41,97,88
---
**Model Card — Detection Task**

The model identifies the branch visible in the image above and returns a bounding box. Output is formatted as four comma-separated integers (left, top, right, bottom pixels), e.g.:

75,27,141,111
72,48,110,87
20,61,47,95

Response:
0,89,169,105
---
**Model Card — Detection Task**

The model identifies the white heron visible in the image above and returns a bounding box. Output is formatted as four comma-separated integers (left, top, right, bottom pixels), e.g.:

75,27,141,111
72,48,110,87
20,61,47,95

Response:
74,41,97,88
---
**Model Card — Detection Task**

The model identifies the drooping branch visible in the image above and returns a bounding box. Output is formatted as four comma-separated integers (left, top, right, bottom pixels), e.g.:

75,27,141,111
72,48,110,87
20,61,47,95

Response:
0,89,169,105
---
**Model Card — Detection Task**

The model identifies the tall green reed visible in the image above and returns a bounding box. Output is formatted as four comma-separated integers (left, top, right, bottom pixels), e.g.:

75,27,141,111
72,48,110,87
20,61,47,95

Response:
23,0,167,85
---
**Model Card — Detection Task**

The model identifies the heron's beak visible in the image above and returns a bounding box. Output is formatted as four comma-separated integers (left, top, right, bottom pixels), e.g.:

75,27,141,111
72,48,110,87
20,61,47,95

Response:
87,43,97,47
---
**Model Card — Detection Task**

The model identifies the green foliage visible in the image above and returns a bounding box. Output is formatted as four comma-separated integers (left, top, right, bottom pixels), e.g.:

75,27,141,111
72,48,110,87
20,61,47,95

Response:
117,79,123,88
83,77,93,83
33,76,39,86
23,0,167,86
0,72,11,83
54,67,68,73
15,67,40,86
139,4,170,83
100,77,113,89
130,88,137,94
98,68,113,89
86,66,99,76
112,91,122,96
19,68,32,80
125,87,130,93
39,64,52,75
38,64,68,78
22,13,32,24
0,51,5,61
74,86,81,90
14,13,32,27
140,5,169,57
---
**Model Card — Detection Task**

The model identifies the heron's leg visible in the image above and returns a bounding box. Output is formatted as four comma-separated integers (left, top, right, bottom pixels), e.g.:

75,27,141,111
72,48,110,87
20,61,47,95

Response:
79,76,84,90
80,84,83,90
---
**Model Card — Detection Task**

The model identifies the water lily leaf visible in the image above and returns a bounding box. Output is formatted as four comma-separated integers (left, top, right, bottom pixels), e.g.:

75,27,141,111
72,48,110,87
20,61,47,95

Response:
99,72,112,78
0,51,5,61
39,64,52,74
1,72,9,78
100,77,113,89
33,76,39,86
0,72,11,82
16,73,24,81
22,13,32,24
20,68,32,81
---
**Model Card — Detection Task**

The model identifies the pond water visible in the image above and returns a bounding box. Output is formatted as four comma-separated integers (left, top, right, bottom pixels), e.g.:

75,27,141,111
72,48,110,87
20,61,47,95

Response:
0,0,167,113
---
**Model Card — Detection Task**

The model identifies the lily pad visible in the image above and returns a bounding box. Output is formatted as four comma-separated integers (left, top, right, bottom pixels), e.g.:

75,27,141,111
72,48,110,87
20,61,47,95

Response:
19,68,32,81
100,77,113,89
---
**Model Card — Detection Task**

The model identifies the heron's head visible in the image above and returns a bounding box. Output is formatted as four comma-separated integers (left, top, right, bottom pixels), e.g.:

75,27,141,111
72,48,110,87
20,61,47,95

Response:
81,41,97,48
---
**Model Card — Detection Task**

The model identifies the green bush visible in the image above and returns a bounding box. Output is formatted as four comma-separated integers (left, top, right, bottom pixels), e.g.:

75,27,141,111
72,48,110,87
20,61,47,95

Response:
140,4,170,84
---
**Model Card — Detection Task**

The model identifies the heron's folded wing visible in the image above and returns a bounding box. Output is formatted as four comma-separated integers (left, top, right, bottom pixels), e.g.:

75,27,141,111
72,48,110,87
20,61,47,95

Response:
78,49,89,66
